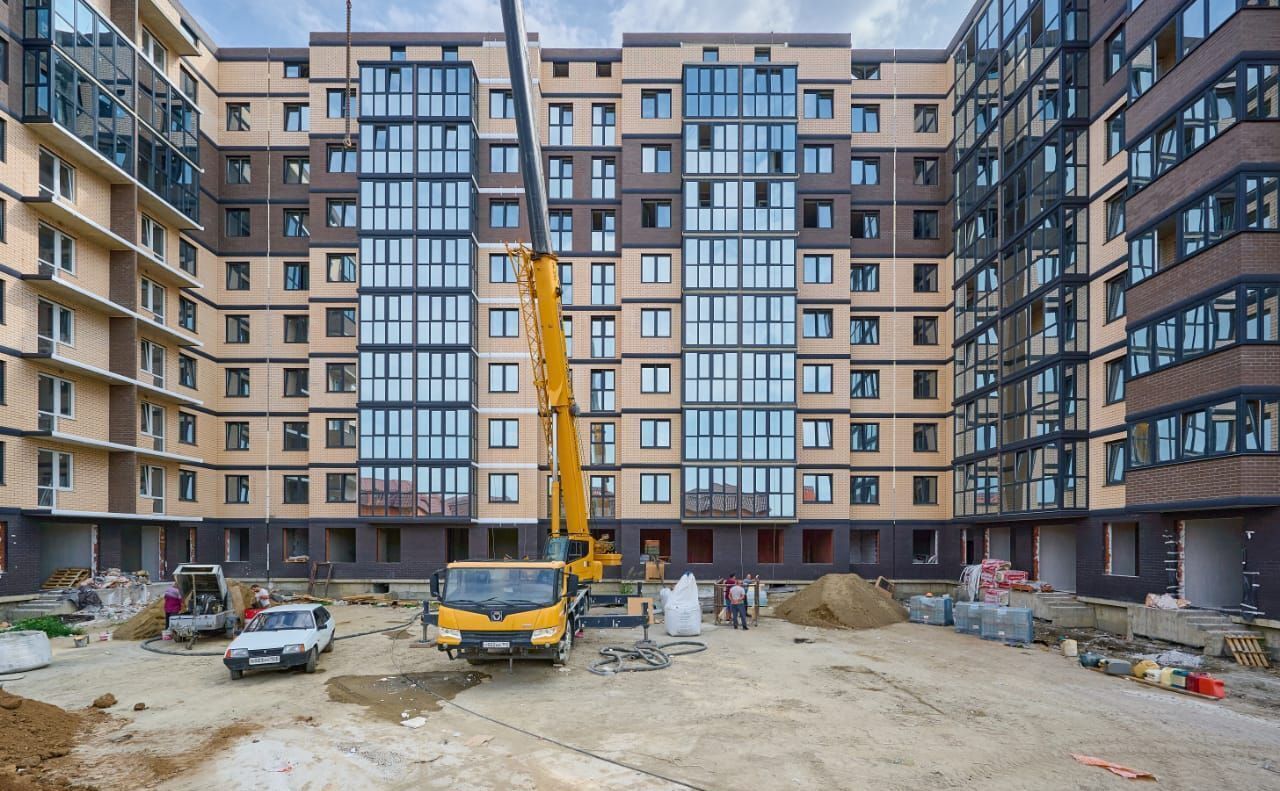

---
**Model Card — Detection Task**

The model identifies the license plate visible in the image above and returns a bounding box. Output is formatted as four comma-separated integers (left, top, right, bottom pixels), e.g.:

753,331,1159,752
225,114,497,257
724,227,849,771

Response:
249,656,281,665
482,641,510,649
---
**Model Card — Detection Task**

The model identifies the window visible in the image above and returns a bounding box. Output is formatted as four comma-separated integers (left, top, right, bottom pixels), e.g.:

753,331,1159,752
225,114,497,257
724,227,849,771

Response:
136,466,163,511
490,363,519,393
280,314,306,343
327,144,356,172
913,104,939,133
641,309,671,337
1106,112,1125,160
1106,193,1126,240
914,157,939,186
913,369,938,399
284,61,309,79
327,199,356,228
913,263,938,293
490,144,519,173
327,88,355,119
327,418,356,448
639,474,670,504
588,423,616,464
596,61,612,77
803,364,833,394
703,47,719,62
851,476,880,504
803,419,833,449
803,145,833,174
326,308,356,338
641,419,671,448
283,368,309,397
179,471,196,502
1106,358,1126,404
851,62,880,80
851,211,880,239
283,157,310,184
179,355,197,389
803,474,833,504
850,263,879,292
552,61,569,78
37,300,74,345
37,374,74,420
640,364,671,393
283,422,309,451
140,216,165,261
284,261,309,291
221,265,251,295
592,104,617,146
487,308,520,338
851,157,880,185
850,317,879,345
913,423,938,452
178,412,196,445
803,90,833,119
489,89,514,119
225,475,250,504
1106,523,1139,576
1106,27,1125,79
591,263,615,305
326,473,356,503
590,369,615,411
851,105,880,133
1105,276,1126,323
802,255,832,284
1105,441,1127,485
591,210,616,251
591,316,616,357
489,419,519,448
225,368,250,397
226,103,250,131
641,254,671,283
283,210,309,237
225,156,250,184
912,530,938,564
803,309,833,339
913,210,939,239
0,120,5,162
640,199,672,228
641,90,672,119
490,200,519,228
913,316,939,345
327,363,356,393
803,200,833,228
851,370,880,399
225,421,249,451
590,157,616,199
549,104,573,145
489,473,519,503
283,103,309,131
641,144,672,173
851,422,880,451
225,315,250,344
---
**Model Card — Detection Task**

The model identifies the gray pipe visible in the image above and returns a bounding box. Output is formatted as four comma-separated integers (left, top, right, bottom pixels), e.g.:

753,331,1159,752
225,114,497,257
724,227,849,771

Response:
499,0,552,257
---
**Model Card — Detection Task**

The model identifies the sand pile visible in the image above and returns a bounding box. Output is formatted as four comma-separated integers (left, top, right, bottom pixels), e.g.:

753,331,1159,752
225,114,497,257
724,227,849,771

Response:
773,574,906,630
0,690,83,770
113,579,258,640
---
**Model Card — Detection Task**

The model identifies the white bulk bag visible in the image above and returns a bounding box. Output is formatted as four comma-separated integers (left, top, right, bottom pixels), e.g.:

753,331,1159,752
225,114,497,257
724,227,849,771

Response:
0,630,53,674
663,573,703,637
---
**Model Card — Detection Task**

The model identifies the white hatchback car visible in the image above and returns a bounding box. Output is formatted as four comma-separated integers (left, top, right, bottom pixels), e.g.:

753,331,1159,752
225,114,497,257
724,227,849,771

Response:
223,603,336,680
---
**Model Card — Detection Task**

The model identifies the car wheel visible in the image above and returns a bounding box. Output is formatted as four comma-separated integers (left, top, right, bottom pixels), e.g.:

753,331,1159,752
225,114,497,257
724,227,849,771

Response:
229,668,243,680
552,631,572,666
323,633,335,653
304,648,318,674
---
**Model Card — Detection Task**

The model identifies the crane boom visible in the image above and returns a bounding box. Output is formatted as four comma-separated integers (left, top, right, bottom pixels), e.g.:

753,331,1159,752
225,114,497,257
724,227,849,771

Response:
499,0,618,581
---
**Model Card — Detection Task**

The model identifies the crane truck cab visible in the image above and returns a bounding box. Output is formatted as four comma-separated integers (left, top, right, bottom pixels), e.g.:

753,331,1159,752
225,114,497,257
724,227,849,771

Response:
431,560,585,664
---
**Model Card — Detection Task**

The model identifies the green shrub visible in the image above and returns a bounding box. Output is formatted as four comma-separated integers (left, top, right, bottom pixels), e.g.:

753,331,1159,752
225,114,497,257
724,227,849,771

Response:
4,616,83,638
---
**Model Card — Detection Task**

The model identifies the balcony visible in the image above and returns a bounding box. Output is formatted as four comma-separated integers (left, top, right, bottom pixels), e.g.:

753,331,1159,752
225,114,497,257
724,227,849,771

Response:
22,116,133,186
137,246,203,291
138,181,203,233
28,414,203,465
136,312,202,348
22,342,204,407
23,194,132,251
23,265,132,317
138,0,201,57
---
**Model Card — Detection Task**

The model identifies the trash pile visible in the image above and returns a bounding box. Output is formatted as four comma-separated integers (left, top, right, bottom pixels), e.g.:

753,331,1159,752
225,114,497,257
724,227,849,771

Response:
1144,592,1191,610
959,559,1050,605
48,569,155,624
773,574,906,630
1077,649,1226,699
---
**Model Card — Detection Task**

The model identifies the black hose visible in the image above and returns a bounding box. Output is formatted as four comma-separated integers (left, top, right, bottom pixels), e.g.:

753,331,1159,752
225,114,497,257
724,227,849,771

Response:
586,638,707,675
138,613,423,657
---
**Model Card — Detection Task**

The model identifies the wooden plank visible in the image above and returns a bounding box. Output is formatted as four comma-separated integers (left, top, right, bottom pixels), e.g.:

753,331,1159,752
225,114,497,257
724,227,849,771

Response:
1225,636,1270,668
1124,676,1221,701
42,568,90,589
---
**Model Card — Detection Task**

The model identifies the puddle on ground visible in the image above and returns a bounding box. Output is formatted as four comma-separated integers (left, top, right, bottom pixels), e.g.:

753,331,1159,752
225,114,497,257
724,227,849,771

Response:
326,672,488,723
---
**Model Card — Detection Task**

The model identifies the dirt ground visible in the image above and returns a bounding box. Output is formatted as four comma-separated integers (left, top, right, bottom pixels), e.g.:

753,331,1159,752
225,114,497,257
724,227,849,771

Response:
5,603,1280,790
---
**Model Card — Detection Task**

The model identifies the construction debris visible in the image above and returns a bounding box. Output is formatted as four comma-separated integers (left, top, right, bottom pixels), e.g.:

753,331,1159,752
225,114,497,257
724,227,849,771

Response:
41,568,91,590
91,693,117,709
773,574,906,630
1071,754,1157,781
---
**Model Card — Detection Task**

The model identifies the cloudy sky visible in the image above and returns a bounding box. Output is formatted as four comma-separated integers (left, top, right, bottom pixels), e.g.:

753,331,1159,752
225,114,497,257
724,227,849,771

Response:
184,0,972,51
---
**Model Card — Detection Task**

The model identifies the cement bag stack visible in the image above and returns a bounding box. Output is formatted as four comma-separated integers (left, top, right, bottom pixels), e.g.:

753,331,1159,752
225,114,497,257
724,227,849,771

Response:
664,572,703,637
0,630,53,673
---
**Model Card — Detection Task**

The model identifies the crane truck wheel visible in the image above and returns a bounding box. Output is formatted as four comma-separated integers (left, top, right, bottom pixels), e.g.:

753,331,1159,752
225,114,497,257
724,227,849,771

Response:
552,630,572,666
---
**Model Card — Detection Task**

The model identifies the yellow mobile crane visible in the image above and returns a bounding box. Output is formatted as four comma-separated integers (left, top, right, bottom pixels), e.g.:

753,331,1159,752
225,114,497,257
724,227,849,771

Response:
429,0,629,665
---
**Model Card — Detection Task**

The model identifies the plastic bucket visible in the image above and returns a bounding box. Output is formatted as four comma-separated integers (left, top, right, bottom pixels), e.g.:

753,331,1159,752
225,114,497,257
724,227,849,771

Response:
1061,638,1078,657
161,630,173,641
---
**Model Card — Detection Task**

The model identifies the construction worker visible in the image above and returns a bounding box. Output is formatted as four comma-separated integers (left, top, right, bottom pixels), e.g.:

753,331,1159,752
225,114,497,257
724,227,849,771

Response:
729,580,749,631
163,583,183,628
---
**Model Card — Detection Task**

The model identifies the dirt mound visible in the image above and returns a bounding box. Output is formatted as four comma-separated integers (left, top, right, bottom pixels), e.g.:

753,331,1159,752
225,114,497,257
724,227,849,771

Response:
113,580,258,641
0,690,83,771
772,574,906,630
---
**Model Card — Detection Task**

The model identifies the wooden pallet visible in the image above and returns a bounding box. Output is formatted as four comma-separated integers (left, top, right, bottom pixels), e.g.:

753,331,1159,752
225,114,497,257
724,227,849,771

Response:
308,562,333,597
1225,635,1271,668
42,568,90,590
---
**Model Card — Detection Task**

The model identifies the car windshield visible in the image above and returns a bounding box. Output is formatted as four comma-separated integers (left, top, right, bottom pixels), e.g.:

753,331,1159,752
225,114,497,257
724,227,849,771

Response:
245,610,315,632
444,567,558,606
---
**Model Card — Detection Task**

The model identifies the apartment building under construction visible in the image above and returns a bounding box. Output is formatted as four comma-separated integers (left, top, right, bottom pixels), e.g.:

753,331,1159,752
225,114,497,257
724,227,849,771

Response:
0,0,1276,621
